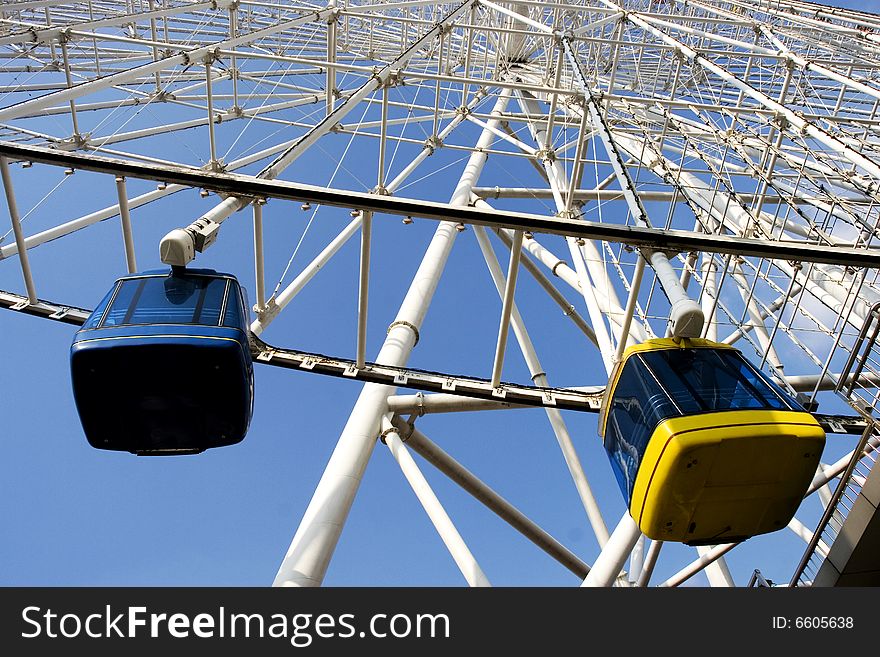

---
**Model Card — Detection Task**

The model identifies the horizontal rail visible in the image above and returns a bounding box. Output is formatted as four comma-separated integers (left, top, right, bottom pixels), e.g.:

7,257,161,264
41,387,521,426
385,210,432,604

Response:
0,287,602,413
0,286,869,432
3,143,880,267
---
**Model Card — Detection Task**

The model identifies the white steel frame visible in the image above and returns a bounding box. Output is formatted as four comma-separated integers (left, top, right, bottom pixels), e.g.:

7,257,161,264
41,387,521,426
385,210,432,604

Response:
2,0,880,587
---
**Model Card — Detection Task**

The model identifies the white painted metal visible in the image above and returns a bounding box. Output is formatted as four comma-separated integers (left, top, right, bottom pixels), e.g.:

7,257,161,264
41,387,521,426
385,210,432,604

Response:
4,0,880,590
396,419,591,578
0,156,37,303
252,201,266,311
356,211,372,370
489,228,523,388
474,224,610,546
272,90,509,586
581,513,641,587
114,177,137,274
381,417,491,587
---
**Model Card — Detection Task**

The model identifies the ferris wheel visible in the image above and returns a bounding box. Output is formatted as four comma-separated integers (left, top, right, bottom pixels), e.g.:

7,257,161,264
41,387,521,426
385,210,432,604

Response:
2,0,879,588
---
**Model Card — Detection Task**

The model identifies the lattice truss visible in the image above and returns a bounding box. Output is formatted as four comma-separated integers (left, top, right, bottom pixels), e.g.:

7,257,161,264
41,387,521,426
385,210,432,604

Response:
2,0,880,587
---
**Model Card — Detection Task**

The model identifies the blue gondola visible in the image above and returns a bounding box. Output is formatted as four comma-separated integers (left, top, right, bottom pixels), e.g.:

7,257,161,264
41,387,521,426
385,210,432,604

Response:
70,268,254,455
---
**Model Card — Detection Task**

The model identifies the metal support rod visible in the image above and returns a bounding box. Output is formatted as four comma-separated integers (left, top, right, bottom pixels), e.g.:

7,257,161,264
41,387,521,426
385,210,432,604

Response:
251,95,480,336
0,156,37,303
475,225,610,546
253,200,266,310
251,216,362,335
563,109,590,214
701,255,719,341
387,392,527,414
272,89,507,587
0,9,339,123
732,259,781,370
378,86,389,190
635,540,663,587
356,211,372,370
59,39,80,139
490,229,523,388
161,1,478,265
658,542,739,587
581,512,641,587
432,29,444,138
787,516,830,557
394,419,590,579
326,6,337,116
381,417,491,587
229,4,239,110
490,225,598,346
789,421,876,586
114,176,138,274
696,545,735,587
614,255,645,363
629,535,644,585
542,45,564,152
204,59,218,166
147,0,161,93
759,263,801,369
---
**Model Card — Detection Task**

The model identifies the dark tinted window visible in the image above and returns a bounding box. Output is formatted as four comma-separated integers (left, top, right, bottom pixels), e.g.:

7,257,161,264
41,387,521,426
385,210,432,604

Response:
641,348,791,412
81,284,118,330
604,356,679,501
222,285,247,329
101,276,228,327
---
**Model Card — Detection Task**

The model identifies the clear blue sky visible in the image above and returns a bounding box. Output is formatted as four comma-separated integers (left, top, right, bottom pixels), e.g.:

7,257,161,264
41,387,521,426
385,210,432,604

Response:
0,0,873,587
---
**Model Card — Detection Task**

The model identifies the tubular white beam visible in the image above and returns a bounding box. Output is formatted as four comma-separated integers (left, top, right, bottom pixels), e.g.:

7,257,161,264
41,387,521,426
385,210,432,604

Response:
387,393,527,414
394,419,590,579
161,0,479,266
490,229,523,388
581,513,641,587
356,211,372,370
204,61,218,166
787,516,830,557
0,8,338,123
628,535,644,585
635,540,663,587
696,545,735,587
490,224,598,347
614,254,645,363
251,215,362,335
658,542,739,587
562,37,704,339
381,417,491,587
253,201,266,311
474,224,610,547
272,89,508,587
786,372,880,393
114,176,137,274
0,156,37,303
700,255,718,342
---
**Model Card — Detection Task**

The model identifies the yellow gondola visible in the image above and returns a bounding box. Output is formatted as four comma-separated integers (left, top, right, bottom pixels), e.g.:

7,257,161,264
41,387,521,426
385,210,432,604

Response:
599,337,825,545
